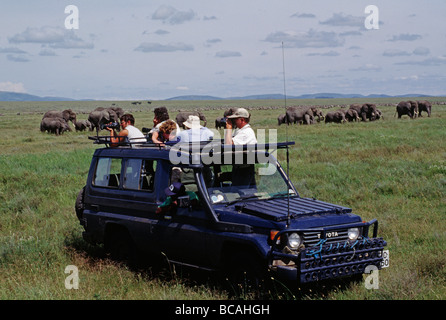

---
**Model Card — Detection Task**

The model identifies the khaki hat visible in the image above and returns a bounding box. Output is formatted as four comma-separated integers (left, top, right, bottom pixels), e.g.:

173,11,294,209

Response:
227,108,250,119
183,115,202,129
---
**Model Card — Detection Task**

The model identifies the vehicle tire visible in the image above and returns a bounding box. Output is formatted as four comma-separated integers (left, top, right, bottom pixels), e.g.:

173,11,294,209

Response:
105,227,137,265
225,251,270,298
75,186,85,222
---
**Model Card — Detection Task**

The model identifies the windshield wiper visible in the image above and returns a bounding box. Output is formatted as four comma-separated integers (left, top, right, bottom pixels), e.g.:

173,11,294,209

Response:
270,191,296,198
225,195,259,206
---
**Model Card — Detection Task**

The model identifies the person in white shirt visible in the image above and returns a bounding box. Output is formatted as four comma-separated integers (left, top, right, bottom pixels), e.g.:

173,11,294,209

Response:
224,108,257,145
177,115,214,143
106,113,145,147
223,108,257,188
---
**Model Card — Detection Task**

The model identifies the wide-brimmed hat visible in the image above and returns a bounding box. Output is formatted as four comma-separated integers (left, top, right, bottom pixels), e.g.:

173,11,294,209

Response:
165,182,186,197
227,108,250,119
183,115,202,129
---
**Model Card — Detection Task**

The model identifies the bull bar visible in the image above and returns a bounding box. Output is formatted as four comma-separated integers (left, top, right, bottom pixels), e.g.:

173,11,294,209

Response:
268,219,387,283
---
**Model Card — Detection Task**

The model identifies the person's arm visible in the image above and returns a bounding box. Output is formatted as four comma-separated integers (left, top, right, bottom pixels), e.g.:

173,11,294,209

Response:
107,127,128,147
224,120,234,145
151,131,164,144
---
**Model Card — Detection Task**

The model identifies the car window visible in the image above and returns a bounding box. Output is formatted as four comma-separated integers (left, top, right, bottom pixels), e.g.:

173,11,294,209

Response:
93,157,122,188
123,159,142,190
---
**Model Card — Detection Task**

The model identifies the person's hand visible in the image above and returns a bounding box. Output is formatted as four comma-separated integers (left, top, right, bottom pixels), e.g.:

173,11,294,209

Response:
105,122,113,132
225,119,233,130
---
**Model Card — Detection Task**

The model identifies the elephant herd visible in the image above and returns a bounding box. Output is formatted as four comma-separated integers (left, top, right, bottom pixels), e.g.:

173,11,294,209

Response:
395,100,432,119
39,100,433,136
277,100,433,126
40,106,125,135
277,103,383,126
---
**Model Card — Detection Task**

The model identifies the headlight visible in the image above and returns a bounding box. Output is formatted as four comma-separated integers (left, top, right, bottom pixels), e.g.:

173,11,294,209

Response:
287,233,302,249
348,228,360,240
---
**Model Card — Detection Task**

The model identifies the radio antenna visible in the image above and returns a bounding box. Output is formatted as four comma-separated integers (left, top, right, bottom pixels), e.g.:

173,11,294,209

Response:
282,42,291,228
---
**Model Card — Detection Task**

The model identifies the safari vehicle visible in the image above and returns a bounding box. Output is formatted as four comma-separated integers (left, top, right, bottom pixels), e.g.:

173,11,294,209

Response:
75,136,388,285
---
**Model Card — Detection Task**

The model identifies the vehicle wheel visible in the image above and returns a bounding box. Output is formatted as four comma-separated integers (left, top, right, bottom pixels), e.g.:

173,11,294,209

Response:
225,251,270,299
105,227,137,265
75,186,85,222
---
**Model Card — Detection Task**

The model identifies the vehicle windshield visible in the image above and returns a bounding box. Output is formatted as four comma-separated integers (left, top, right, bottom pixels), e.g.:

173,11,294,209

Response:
201,155,296,205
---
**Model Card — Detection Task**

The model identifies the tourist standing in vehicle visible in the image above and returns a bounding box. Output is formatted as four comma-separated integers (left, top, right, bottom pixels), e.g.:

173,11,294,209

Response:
224,108,257,145
106,113,145,147
177,115,214,143
223,108,257,187
150,107,180,144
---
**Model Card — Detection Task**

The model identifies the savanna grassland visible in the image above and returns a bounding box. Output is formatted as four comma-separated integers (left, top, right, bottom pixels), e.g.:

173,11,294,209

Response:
0,97,445,300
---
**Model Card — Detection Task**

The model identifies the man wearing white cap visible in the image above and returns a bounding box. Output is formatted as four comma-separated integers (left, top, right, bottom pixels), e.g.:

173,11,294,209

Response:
177,115,214,143
224,108,257,188
224,108,257,145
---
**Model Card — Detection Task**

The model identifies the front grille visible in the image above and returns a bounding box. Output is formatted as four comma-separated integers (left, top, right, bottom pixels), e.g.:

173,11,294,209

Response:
303,229,349,247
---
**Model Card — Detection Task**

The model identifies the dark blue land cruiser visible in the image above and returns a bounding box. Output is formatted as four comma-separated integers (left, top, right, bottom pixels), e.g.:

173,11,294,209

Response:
75,137,388,286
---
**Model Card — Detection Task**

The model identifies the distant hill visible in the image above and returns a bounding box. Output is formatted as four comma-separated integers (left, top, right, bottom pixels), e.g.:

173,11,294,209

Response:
0,90,436,102
165,93,433,101
0,91,75,102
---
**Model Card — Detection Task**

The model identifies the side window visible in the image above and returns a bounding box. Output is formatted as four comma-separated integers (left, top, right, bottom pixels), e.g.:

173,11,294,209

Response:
123,159,142,190
122,159,156,192
93,157,122,188
141,160,156,192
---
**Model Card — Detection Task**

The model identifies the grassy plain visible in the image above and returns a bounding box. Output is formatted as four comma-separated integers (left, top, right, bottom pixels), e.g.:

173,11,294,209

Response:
0,97,445,300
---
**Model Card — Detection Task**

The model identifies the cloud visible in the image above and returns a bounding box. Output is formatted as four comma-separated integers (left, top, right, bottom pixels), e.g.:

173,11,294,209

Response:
349,64,382,72
290,13,316,19
319,13,363,27
413,47,430,56
264,29,344,48
39,49,57,56
134,42,194,53
215,50,241,58
0,47,27,54
395,56,446,66
387,33,422,42
0,81,26,92
9,26,94,49
6,54,29,62
383,49,411,57
152,5,196,25
204,38,221,47
307,50,340,57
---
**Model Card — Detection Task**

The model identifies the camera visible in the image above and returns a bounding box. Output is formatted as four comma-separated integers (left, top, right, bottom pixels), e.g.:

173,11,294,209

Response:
217,117,235,128
100,122,120,130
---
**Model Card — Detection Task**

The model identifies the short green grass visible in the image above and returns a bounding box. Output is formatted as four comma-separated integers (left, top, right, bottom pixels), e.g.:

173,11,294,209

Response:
0,98,445,300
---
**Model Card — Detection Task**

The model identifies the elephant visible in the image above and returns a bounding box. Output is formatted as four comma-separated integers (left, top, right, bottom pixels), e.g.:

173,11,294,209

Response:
175,111,207,129
277,114,286,126
325,110,346,123
307,107,324,122
74,119,93,132
215,117,225,129
285,107,315,125
372,109,383,121
417,100,432,117
42,109,76,131
88,107,121,132
339,108,360,122
349,103,377,121
396,101,418,119
40,118,70,135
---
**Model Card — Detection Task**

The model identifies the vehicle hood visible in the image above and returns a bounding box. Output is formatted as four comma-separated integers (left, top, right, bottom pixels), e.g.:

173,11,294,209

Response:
217,196,361,229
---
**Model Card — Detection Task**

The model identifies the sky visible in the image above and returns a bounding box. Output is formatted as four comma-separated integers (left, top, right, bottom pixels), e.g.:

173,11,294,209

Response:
0,0,445,100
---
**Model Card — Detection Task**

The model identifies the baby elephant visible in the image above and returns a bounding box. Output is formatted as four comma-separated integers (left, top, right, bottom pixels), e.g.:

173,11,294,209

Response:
40,117,70,135
74,119,92,132
325,110,346,123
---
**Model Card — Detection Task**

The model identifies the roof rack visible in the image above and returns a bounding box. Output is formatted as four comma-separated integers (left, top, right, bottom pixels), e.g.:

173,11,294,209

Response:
89,135,295,152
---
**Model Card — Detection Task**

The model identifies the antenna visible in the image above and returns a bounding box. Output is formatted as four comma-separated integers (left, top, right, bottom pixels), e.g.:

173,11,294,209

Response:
282,42,291,228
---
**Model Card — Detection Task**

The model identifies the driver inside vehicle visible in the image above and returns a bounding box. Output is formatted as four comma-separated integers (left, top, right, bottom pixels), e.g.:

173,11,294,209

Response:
156,182,199,215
